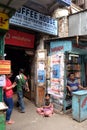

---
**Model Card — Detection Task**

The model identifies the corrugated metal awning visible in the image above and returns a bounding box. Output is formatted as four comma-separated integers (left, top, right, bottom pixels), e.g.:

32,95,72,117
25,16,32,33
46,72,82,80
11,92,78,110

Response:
0,0,28,17
0,0,71,17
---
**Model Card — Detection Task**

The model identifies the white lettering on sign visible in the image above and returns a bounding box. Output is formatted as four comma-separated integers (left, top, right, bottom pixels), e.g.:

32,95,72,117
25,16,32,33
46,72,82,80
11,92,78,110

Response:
10,6,58,36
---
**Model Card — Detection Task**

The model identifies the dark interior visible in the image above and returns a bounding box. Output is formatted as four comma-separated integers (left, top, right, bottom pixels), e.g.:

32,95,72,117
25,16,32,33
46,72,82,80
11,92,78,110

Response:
5,46,33,82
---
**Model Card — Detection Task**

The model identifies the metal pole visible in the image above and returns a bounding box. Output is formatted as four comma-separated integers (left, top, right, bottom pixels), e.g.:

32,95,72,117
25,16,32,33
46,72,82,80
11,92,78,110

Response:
0,35,4,102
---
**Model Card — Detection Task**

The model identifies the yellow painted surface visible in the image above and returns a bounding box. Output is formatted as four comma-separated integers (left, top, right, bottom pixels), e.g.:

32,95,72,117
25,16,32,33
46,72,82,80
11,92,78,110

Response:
0,13,9,30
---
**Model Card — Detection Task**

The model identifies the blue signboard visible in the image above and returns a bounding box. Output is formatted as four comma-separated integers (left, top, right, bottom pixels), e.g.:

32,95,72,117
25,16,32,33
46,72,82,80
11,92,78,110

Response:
57,0,71,6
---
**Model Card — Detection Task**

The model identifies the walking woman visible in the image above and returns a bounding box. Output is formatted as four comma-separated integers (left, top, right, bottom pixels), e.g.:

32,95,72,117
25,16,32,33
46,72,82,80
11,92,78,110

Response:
3,73,16,124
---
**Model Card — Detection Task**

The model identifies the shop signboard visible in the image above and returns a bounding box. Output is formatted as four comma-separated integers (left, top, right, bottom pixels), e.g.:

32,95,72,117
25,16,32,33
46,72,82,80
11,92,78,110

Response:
5,29,35,48
50,41,72,54
0,60,11,74
57,0,71,6
9,6,58,36
0,13,9,30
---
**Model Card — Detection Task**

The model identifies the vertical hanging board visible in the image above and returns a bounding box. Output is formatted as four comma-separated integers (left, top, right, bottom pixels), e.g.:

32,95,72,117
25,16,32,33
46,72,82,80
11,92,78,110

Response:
0,60,11,74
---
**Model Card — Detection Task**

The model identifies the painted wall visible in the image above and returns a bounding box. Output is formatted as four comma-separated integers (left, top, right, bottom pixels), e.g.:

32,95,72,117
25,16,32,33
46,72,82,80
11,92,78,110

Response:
50,40,72,54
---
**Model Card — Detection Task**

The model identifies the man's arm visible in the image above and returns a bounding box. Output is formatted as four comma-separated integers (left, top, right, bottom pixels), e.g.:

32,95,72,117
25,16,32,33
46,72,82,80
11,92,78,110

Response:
25,80,30,92
66,85,72,92
78,84,87,90
3,82,16,90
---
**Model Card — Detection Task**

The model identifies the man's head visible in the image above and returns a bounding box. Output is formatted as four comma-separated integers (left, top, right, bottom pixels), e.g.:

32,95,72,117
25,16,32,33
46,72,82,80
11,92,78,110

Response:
19,68,24,74
68,73,75,80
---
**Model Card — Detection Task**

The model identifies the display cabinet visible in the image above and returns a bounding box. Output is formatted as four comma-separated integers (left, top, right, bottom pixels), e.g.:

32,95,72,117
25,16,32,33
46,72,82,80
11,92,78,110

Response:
66,53,81,83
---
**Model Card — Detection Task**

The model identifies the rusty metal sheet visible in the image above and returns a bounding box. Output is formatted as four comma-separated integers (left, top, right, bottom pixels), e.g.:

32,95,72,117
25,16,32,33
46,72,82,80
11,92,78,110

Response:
69,10,87,36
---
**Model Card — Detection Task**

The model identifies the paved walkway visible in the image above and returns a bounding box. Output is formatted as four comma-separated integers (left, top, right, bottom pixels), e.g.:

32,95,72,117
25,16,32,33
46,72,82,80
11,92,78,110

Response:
6,95,87,130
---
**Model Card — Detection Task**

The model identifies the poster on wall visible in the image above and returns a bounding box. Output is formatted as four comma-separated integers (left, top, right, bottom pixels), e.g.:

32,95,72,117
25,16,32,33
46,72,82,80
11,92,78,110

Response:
52,64,60,78
38,70,45,83
37,62,45,83
48,52,64,99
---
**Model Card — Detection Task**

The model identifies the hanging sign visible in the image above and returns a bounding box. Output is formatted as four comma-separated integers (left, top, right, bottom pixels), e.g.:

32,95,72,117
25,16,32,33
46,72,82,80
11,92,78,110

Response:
57,0,71,6
0,60,11,74
5,29,35,48
0,13,9,30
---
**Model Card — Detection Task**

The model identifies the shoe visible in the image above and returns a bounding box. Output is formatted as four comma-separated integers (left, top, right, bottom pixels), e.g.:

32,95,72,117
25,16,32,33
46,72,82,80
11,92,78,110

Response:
20,110,25,113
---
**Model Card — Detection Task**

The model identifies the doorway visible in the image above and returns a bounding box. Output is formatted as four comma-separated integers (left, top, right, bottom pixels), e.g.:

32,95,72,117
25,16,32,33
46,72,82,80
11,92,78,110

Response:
5,46,34,99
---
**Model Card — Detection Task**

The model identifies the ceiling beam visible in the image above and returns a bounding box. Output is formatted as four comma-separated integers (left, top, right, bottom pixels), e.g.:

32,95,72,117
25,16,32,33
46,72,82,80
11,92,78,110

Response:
0,3,16,17
3,0,13,12
0,3,16,12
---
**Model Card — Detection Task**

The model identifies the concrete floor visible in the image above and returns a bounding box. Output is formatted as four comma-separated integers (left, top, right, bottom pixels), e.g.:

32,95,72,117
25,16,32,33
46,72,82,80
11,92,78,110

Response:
6,95,87,130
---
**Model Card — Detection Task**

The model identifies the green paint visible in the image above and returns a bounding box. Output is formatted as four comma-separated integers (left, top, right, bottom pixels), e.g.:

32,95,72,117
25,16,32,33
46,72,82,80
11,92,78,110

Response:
0,88,2,102
0,35,4,58
0,114,6,130
0,35,4,102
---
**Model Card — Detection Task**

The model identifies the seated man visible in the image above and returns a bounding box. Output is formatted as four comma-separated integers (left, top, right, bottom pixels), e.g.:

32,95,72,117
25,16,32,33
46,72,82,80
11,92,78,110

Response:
67,73,86,96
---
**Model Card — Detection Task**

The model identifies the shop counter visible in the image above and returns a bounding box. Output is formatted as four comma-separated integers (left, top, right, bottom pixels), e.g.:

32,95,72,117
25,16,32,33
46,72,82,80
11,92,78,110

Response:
72,90,87,122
